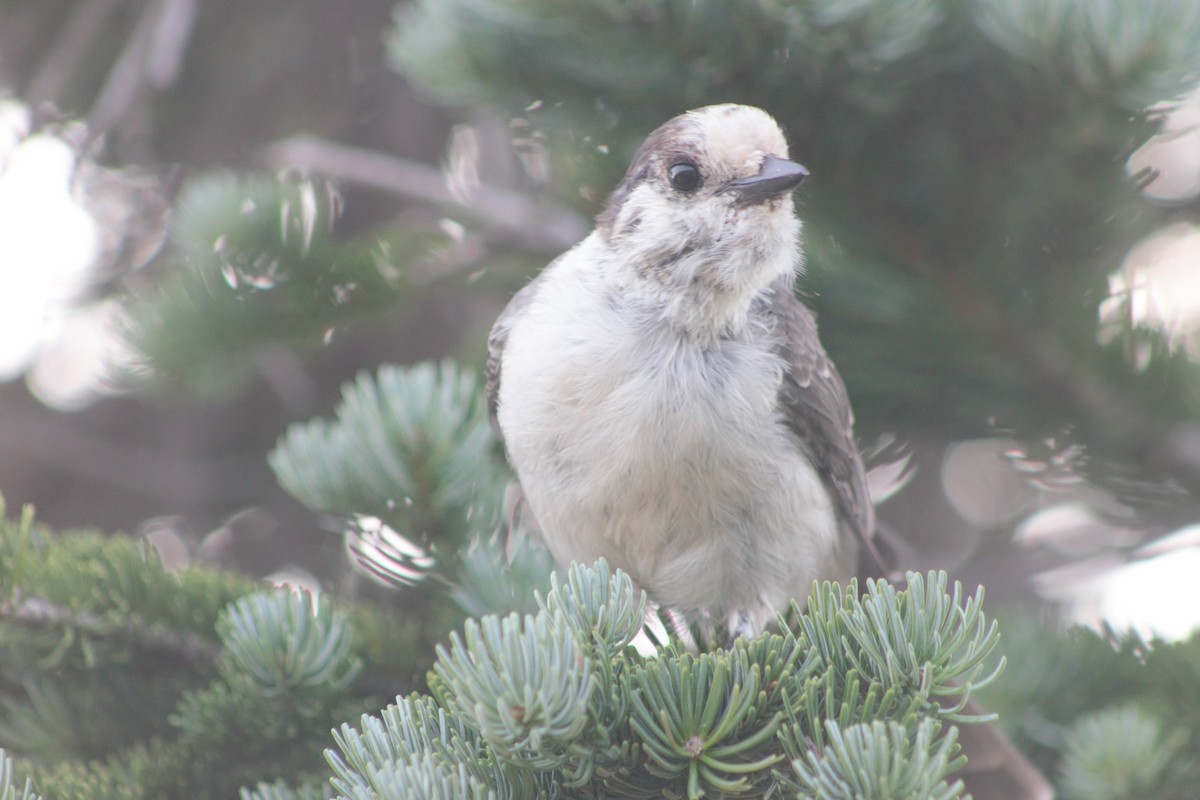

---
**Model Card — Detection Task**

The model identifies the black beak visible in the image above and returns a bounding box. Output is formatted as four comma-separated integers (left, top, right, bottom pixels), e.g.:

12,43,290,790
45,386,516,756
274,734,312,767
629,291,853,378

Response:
725,155,809,206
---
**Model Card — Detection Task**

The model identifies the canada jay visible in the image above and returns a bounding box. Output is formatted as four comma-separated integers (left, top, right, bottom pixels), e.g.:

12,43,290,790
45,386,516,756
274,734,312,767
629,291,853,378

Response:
485,104,1057,797
486,104,874,638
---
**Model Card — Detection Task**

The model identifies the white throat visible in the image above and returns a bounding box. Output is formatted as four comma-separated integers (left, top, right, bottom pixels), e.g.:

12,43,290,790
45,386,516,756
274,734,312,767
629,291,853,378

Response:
601,193,803,342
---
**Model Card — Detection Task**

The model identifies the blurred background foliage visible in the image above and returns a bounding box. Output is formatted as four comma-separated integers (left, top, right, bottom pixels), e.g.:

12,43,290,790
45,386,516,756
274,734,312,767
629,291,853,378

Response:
2,0,1200,796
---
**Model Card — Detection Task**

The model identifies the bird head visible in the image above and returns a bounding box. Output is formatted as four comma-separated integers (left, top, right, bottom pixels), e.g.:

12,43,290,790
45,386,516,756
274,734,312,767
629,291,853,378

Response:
595,104,807,337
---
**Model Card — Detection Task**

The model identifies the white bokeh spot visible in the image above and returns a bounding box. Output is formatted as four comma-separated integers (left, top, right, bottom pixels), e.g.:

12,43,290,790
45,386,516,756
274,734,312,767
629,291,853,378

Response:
0,132,98,382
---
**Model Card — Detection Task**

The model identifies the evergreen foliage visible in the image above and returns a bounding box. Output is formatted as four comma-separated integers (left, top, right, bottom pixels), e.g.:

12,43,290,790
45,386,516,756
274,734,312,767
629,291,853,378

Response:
786,719,964,800
982,619,1200,800
0,750,39,800
122,171,444,398
269,361,501,550
6,362,1200,796
268,360,554,616
239,782,325,800
325,561,1000,799
0,501,422,799
4,0,1200,797
1058,706,1181,800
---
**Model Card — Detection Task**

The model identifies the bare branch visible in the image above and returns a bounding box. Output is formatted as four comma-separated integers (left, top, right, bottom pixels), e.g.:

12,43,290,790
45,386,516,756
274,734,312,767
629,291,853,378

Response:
2,594,220,665
145,0,197,88
263,135,589,255
26,0,126,107
88,0,198,138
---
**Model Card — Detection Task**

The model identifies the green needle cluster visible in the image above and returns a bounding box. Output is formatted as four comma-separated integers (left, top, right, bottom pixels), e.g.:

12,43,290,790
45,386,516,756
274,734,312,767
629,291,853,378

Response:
327,561,1003,799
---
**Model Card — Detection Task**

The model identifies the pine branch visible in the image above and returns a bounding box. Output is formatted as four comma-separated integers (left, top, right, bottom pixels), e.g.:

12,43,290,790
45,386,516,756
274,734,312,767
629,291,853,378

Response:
1058,706,1181,800
269,361,499,526
239,781,326,800
268,360,531,610
982,620,1200,796
218,591,362,698
787,718,966,800
0,595,220,666
120,171,433,396
329,561,1004,799
0,504,432,799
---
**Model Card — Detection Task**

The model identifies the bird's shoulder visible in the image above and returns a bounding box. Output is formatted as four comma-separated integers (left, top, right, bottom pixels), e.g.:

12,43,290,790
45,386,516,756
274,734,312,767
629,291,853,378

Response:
485,244,594,439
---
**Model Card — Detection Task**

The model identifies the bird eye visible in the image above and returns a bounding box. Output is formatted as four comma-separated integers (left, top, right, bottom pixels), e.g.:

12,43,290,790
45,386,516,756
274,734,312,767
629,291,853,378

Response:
668,162,701,193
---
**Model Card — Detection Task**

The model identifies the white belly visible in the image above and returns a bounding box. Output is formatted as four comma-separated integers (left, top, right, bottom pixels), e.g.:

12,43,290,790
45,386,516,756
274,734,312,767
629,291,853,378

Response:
498,269,845,623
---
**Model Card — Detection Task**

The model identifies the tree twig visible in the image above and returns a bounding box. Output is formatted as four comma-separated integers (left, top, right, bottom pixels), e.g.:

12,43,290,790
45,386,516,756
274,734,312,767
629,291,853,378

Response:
262,135,589,255
1,593,221,665
88,0,197,139
26,0,127,107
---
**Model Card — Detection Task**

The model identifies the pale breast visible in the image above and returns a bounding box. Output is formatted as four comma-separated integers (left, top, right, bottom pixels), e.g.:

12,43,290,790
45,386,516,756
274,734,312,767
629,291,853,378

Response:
497,263,844,619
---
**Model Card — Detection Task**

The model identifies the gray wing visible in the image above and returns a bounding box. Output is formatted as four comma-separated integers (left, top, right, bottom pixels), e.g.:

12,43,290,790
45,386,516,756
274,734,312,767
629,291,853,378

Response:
766,280,881,569
485,270,549,442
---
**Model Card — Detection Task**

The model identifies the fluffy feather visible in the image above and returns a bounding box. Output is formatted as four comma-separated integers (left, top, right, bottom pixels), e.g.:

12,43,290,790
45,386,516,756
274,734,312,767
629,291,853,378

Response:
488,104,864,635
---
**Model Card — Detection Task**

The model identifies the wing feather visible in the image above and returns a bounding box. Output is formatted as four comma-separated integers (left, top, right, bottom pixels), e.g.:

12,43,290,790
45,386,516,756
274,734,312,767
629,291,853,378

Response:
766,282,880,567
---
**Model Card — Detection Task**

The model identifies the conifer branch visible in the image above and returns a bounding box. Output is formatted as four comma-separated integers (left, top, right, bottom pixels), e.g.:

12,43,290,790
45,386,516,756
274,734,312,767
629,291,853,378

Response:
1,594,220,665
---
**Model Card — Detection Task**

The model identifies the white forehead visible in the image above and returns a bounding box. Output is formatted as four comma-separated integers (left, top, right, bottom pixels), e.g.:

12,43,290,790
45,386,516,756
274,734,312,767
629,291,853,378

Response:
687,104,790,165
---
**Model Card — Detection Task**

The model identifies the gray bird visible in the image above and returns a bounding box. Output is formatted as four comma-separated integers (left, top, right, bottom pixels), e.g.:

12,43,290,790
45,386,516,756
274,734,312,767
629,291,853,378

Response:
487,104,1054,799
486,103,874,639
